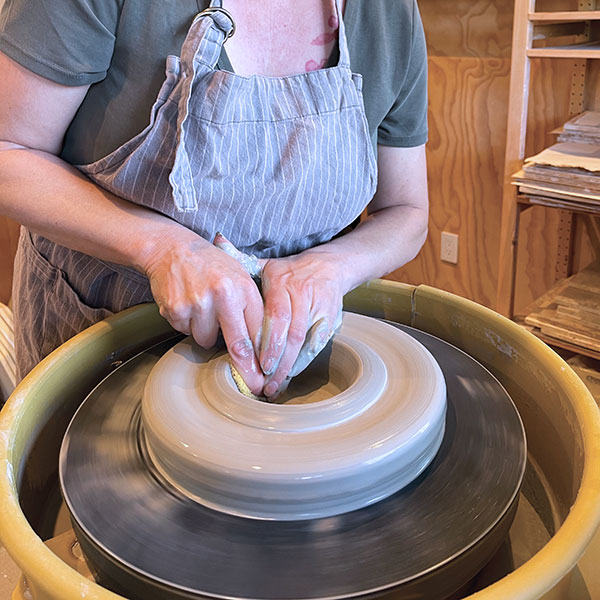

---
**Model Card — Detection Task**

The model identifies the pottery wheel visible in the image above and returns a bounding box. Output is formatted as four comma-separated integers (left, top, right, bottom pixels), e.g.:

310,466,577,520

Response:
59,315,526,600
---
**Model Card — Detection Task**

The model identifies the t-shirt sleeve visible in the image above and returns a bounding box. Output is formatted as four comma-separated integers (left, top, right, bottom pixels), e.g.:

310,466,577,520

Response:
0,0,120,86
377,1,428,148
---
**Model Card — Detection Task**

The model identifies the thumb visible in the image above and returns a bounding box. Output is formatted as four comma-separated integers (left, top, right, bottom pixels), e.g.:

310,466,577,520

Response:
213,232,263,280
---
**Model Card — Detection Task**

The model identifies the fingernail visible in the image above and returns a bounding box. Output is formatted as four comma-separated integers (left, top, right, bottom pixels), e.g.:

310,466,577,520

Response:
311,322,329,353
262,357,275,375
264,382,278,397
253,331,262,357
260,318,273,354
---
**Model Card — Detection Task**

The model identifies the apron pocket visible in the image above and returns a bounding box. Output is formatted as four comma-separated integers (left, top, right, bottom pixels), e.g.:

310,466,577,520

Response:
15,230,114,368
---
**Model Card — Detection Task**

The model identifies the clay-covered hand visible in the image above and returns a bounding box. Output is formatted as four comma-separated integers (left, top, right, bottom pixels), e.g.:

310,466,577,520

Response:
141,230,265,395
258,252,344,398
212,234,343,398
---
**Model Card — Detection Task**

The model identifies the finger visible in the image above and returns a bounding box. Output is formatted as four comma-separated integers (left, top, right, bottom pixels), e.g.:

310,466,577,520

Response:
222,329,264,396
166,318,192,336
213,232,262,280
184,293,220,349
244,289,265,357
218,294,265,396
213,232,242,259
259,290,293,376
157,301,192,335
190,311,220,349
263,296,310,398
288,316,332,378
288,307,342,378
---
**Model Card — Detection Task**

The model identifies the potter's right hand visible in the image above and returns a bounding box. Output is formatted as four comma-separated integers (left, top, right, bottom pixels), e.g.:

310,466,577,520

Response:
139,230,265,395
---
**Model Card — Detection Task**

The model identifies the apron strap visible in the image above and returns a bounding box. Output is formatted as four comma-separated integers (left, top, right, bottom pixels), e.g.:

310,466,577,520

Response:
181,7,234,78
196,0,222,7
170,7,235,211
334,0,351,68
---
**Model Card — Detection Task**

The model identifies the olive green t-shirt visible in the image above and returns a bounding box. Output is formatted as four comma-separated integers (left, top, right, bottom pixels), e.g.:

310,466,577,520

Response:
0,0,427,165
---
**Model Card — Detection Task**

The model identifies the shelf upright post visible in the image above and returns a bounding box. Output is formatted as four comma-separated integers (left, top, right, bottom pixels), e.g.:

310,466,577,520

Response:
496,0,536,317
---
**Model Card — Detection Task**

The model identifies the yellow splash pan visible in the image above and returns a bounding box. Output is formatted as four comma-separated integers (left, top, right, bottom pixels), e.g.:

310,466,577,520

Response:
1,282,599,600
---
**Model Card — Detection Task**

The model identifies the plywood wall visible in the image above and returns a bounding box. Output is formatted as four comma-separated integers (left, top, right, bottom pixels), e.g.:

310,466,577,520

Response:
388,0,514,308
389,0,598,312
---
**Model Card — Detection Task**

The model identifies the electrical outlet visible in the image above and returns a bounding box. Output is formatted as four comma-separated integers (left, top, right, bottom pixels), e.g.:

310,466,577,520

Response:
441,232,458,264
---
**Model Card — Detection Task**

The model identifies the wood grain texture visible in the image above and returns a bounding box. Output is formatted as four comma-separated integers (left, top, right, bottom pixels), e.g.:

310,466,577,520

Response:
390,0,514,306
418,0,513,58
388,55,510,308
390,1,515,308
0,217,20,305
584,60,600,110
535,0,581,11
525,60,574,156
572,215,600,272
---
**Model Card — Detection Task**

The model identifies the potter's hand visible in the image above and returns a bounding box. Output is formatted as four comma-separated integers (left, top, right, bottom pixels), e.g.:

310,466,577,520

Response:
259,252,343,398
142,231,265,395
212,234,343,399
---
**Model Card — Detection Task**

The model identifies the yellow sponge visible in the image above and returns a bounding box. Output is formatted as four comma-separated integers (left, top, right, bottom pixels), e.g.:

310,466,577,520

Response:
229,363,263,400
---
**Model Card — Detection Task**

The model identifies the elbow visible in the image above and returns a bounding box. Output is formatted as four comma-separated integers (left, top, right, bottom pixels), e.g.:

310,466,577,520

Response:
417,215,429,252
408,207,429,263
0,140,28,152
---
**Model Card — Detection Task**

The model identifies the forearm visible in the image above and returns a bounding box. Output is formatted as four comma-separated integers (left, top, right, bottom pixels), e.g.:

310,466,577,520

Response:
306,203,428,293
0,148,200,272
305,144,429,293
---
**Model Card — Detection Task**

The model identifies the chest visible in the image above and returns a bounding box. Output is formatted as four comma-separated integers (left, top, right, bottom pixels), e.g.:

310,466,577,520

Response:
222,0,345,76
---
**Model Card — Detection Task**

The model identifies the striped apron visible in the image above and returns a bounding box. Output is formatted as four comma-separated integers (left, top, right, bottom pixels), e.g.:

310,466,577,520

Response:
12,0,377,380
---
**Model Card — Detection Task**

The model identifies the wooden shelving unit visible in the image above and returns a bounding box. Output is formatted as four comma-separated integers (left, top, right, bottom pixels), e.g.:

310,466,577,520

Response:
496,0,600,359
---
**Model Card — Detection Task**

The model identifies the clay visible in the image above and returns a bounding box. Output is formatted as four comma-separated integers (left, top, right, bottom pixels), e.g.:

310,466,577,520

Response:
141,311,447,520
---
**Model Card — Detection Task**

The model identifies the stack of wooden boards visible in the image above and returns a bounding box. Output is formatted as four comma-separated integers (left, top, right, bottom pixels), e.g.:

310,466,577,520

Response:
523,260,600,358
512,111,600,209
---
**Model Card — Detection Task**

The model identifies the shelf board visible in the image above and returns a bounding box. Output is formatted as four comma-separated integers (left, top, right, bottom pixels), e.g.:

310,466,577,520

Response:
528,41,600,58
529,11,600,22
516,193,600,216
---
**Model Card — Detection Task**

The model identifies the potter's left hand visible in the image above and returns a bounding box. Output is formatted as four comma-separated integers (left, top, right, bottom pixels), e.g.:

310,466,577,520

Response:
212,234,343,398
258,252,343,398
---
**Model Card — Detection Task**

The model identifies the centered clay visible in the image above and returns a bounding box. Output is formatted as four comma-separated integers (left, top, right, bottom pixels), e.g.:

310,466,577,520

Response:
141,312,447,520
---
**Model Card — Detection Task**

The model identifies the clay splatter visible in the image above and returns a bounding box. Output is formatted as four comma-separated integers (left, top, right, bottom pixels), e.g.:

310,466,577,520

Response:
484,329,517,359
